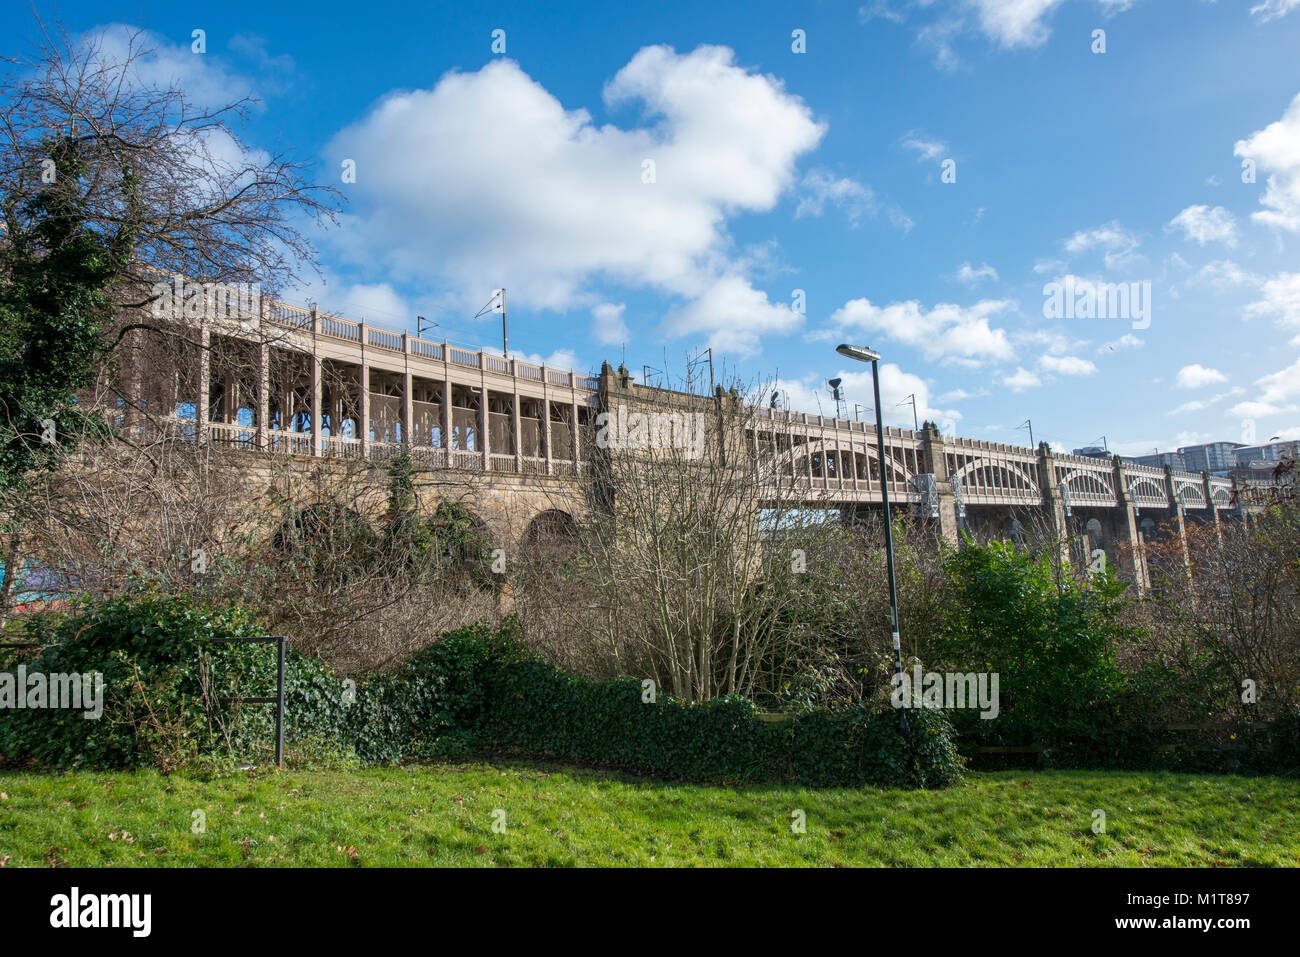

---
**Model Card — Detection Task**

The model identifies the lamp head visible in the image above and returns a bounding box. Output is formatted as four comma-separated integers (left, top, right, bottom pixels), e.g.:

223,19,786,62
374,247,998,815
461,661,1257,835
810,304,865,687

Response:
836,343,881,363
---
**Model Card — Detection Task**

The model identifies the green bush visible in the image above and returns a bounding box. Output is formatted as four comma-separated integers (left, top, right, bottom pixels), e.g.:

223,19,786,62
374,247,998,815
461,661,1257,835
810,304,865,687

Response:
382,622,962,788
1,597,962,788
933,541,1298,775
0,587,351,770
934,541,1137,759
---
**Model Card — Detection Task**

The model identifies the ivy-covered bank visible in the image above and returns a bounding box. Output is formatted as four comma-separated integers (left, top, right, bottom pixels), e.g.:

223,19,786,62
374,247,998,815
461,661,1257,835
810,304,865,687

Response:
0,592,962,789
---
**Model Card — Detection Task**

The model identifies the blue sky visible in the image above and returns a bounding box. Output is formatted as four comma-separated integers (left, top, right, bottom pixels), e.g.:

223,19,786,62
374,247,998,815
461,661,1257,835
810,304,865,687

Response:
7,0,1300,454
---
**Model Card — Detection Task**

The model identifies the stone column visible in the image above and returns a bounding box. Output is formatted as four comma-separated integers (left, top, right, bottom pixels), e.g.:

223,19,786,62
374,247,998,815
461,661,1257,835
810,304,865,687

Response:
921,422,959,546
401,334,414,448
570,375,581,471
197,317,211,443
510,361,522,472
479,356,490,469
1036,443,1072,566
1164,465,1193,585
1202,470,1223,544
1112,455,1148,594
542,373,553,476
358,323,371,458
441,345,453,461
257,338,270,450
804,417,814,485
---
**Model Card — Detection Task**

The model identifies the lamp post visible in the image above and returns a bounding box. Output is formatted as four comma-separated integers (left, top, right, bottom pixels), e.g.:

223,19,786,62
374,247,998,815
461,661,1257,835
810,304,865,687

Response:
836,344,909,736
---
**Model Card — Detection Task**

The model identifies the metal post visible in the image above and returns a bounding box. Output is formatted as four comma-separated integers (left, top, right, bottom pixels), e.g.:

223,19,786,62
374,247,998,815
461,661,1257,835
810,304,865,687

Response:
276,636,286,769
870,358,909,737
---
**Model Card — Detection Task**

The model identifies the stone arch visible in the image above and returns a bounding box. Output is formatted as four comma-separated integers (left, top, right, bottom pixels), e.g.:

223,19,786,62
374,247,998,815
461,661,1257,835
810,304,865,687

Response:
271,500,375,553
1060,469,1115,501
1174,480,1206,508
1003,517,1026,545
1084,517,1104,542
1128,476,1167,504
953,459,1039,495
522,508,581,561
773,440,910,484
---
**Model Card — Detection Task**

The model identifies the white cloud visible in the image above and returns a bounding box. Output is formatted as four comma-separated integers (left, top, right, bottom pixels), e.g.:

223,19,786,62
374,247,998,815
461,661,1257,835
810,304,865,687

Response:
286,273,411,327
1098,333,1144,352
1017,327,1090,357
776,365,960,428
1063,220,1142,269
1038,354,1098,376
884,2,1138,70
591,302,629,347
1000,367,1043,391
963,0,1066,48
516,348,584,372
1168,387,1243,415
1250,1,1300,24
956,261,999,284
1235,91,1300,233
1244,271,1300,328
663,275,802,356
84,24,260,112
1194,259,1262,290
859,1,906,23
1165,205,1239,246
1175,364,1229,389
324,45,825,353
827,296,1016,364
797,169,880,226
901,133,947,161
917,16,965,72
1228,357,1300,421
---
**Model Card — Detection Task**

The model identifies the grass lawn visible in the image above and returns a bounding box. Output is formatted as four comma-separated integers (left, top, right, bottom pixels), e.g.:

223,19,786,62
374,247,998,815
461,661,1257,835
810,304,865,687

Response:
0,761,1296,867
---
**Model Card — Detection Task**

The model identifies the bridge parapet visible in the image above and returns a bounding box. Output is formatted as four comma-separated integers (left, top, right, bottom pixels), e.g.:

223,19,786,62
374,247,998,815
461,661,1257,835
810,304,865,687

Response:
1051,453,1119,508
1124,461,1173,509
942,436,1041,507
1169,470,1209,509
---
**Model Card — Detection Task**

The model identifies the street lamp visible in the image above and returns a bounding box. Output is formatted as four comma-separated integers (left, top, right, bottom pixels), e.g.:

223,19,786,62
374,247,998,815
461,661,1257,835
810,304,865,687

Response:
836,343,909,736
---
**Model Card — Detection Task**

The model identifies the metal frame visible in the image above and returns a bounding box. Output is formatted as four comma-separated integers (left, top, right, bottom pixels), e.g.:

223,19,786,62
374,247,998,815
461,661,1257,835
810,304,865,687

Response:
210,635,288,768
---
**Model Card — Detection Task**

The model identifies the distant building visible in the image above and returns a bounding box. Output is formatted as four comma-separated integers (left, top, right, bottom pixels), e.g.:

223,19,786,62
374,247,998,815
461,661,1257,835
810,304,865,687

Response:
1072,445,1110,459
1127,452,1187,471
1177,441,1243,473
1233,440,1299,467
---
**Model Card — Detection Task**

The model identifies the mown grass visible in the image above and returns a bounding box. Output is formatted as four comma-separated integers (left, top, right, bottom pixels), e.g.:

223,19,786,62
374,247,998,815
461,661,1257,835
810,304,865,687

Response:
0,761,1296,867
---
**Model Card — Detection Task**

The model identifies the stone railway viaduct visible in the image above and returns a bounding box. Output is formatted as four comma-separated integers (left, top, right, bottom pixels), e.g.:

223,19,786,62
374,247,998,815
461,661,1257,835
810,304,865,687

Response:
113,289,1259,592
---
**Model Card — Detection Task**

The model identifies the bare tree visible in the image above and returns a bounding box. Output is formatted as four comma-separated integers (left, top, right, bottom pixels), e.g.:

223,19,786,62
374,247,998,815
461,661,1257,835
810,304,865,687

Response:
0,17,341,624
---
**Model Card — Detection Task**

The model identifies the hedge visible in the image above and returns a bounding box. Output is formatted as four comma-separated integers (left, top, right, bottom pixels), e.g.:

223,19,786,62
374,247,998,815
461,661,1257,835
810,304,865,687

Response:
0,596,963,789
